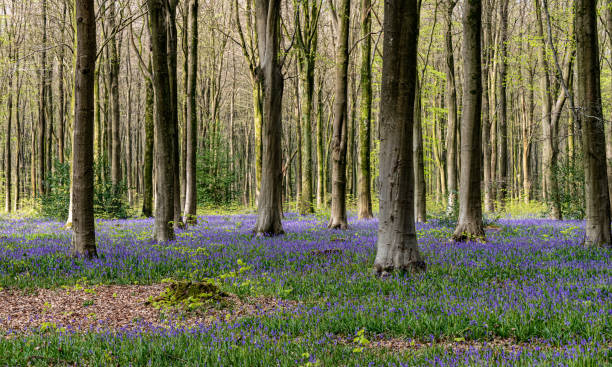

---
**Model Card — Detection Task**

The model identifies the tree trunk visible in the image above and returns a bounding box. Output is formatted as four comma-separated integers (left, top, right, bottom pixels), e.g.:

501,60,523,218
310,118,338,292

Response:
576,0,611,247
142,62,154,218
534,0,562,219
72,0,97,259
109,2,122,188
167,1,184,229
605,1,612,213
451,0,485,241
414,76,426,222
184,0,198,224
148,0,175,242
496,0,508,210
328,0,351,230
38,0,47,197
482,0,493,212
358,0,373,219
316,76,325,208
444,0,458,213
253,0,284,236
374,0,425,275
5,74,12,213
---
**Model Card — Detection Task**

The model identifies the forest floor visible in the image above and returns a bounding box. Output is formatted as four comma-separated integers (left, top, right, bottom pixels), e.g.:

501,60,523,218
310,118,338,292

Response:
0,214,610,366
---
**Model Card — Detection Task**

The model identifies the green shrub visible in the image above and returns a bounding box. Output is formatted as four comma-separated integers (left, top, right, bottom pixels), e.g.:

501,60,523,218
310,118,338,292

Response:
40,161,130,220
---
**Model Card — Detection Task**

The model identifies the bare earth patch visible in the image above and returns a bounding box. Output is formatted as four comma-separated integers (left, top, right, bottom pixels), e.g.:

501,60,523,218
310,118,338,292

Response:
0,284,297,334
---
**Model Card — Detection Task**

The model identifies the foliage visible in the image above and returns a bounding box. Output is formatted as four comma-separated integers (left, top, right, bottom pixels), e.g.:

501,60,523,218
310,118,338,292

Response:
553,156,585,220
146,279,230,311
39,161,130,220
197,151,237,207
503,199,548,219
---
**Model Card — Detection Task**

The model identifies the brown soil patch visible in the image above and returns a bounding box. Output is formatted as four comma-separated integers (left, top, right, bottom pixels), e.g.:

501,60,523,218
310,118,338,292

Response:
0,284,297,334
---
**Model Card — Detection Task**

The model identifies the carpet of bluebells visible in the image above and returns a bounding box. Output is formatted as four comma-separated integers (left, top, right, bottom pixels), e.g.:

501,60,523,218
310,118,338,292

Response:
0,214,610,366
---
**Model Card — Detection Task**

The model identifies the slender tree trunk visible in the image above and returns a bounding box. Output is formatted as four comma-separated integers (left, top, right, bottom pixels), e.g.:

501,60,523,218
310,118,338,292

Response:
374,0,425,275
576,0,611,247
148,0,175,242
5,74,12,212
534,0,562,219
72,0,97,259
142,62,154,217
358,0,373,219
167,1,184,229
451,0,485,241
58,2,67,165
444,0,458,213
414,76,426,222
184,0,199,224
328,0,351,229
482,0,493,212
316,77,325,208
253,0,284,236
496,0,508,210
605,1,612,213
38,0,47,197
109,2,122,188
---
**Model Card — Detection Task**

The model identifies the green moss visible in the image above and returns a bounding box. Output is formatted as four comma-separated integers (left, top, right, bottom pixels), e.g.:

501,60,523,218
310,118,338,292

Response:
146,280,230,311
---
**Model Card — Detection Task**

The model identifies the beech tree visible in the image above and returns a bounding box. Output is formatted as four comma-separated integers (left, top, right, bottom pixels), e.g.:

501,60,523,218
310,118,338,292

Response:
575,0,611,247
71,0,97,258
253,0,284,236
149,0,175,242
451,0,484,241
373,0,425,275
328,0,350,229
183,0,199,225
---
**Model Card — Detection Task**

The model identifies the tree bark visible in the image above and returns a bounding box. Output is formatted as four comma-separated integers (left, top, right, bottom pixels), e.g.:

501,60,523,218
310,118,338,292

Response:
72,0,97,259
149,0,175,242
576,0,611,247
451,0,485,242
37,0,48,197
374,0,425,275
253,0,284,236
142,60,154,218
444,0,458,213
414,76,426,222
534,0,562,219
496,0,508,210
109,1,122,188
328,0,351,230
183,0,199,224
358,0,373,219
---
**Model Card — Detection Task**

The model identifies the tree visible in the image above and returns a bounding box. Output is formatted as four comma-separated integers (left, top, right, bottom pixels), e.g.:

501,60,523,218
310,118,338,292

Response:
451,0,484,241
443,0,458,213
253,0,284,236
373,0,425,275
357,0,373,220
109,1,122,189
295,0,320,215
575,0,611,247
149,0,176,242
534,0,562,219
328,0,350,229
183,0,199,224
71,0,98,258
496,0,508,210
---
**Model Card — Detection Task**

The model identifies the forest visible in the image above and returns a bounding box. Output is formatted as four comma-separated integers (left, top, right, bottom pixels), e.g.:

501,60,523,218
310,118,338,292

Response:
0,0,610,365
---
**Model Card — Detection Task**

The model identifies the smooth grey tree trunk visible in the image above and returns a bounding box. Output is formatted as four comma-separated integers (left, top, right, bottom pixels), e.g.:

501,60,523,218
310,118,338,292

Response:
576,0,611,247
451,0,485,242
414,77,426,223
72,0,97,259
149,0,175,242
328,0,351,230
444,0,458,213
373,0,425,275
253,0,284,236
183,0,198,224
